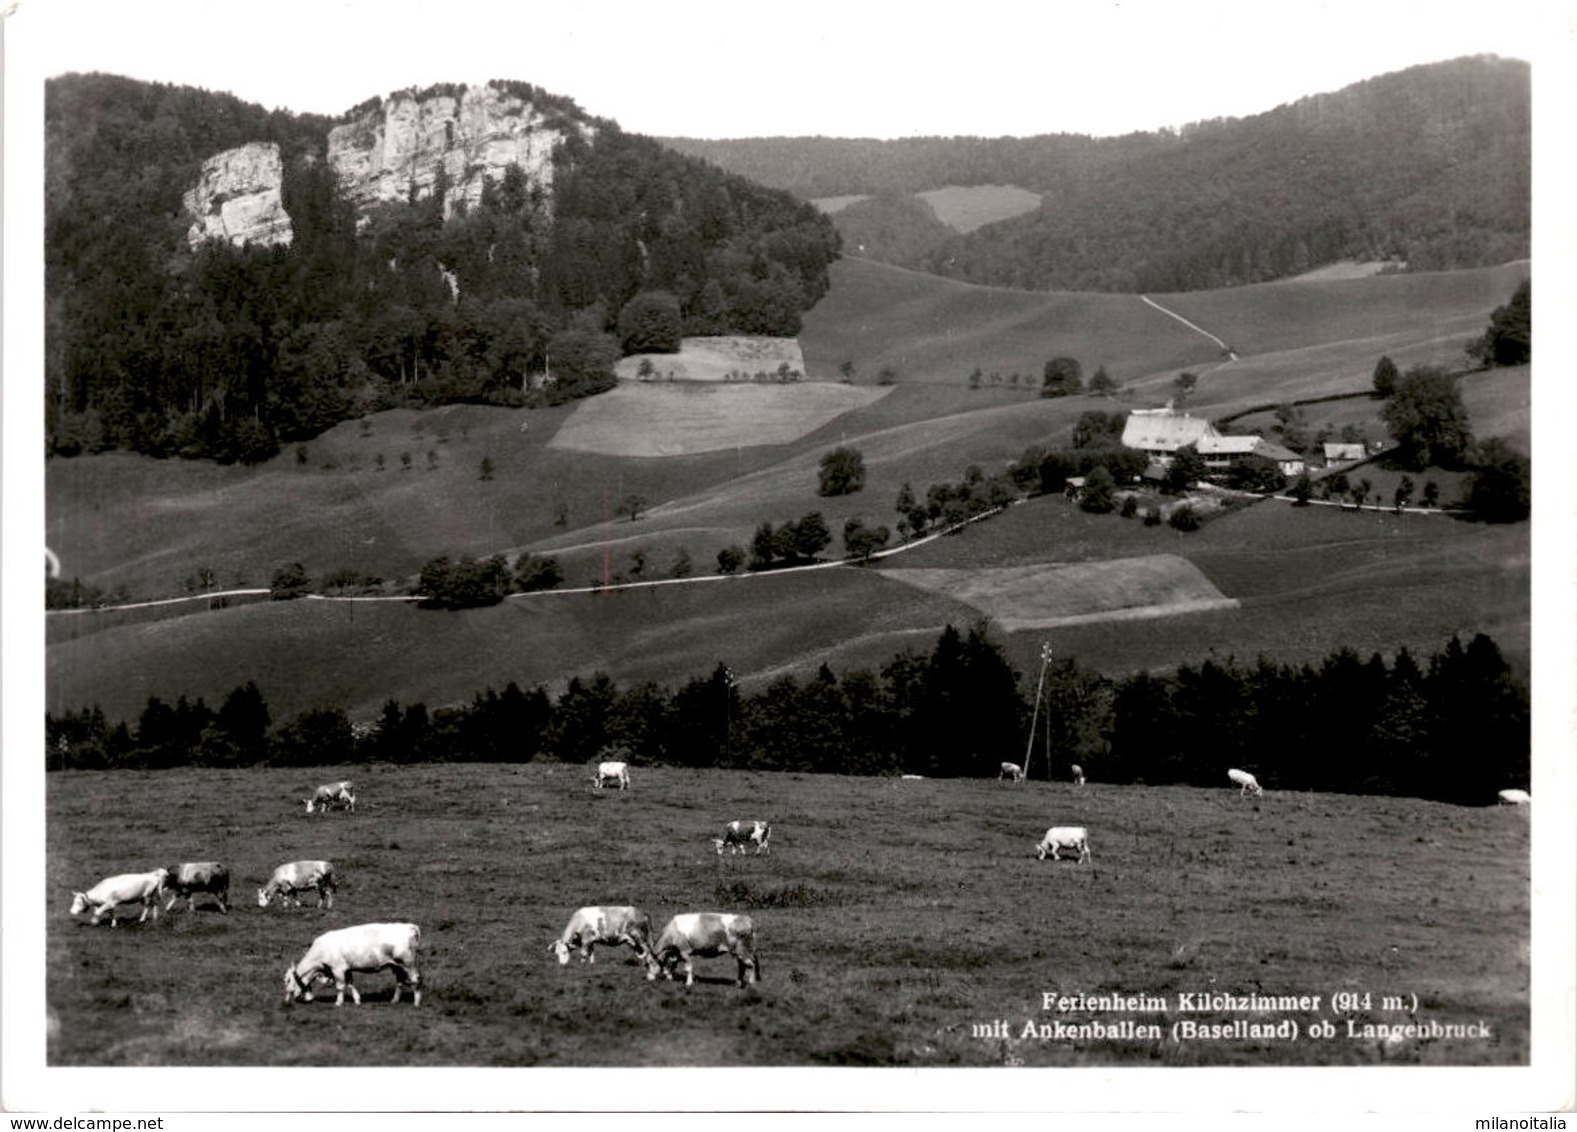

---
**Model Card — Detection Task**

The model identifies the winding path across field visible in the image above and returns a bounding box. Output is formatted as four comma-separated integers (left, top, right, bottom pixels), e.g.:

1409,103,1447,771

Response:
1140,294,1237,363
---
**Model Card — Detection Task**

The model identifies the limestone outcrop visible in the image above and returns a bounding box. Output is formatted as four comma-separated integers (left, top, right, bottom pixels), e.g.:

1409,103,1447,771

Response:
326,83,590,220
182,142,293,249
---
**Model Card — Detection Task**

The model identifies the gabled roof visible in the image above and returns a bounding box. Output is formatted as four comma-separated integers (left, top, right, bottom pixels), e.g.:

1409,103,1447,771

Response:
1323,442,1366,461
1197,435,1260,456
1252,439,1303,463
1121,407,1218,452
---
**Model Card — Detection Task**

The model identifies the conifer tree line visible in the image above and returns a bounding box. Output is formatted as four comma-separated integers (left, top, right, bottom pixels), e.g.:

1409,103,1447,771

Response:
46,75,840,463
48,628,1527,806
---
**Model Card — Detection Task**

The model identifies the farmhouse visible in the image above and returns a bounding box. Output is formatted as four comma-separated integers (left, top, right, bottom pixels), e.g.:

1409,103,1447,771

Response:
1121,406,1218,459
1238,437,1305,478
1122,406,1304,477
1323,441,1367,465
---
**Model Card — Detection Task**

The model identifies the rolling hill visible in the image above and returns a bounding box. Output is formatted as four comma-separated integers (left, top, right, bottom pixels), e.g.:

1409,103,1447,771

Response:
46,257,1531,724
667,56,1529,292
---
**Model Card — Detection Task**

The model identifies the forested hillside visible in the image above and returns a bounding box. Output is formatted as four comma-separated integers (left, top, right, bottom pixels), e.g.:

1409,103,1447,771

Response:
668,56,1528,293
45,75,840,463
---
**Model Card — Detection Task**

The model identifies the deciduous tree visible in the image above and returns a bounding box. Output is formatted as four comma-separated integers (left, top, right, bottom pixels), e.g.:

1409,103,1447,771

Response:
1041,356,1084,398
1382,366,1473,469
616,290,683,354
1372,355,1399,397
1462,437,1530,522
818,447,867,496
1466,279,1530,368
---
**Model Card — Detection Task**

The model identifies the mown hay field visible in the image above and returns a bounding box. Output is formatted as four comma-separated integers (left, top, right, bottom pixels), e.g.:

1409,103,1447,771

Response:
879,555,1238,631
47,487,1530,726
612,336,808,383
548,381,892,457
46,764,1529,1069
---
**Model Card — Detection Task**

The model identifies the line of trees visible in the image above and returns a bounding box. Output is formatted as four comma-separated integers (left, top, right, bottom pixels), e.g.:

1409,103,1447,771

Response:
48,629,1527,806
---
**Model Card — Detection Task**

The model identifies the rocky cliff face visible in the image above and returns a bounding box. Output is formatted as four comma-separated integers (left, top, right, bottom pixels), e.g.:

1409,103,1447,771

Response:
182,142,293,249
326,83,591,220
182,83,591,248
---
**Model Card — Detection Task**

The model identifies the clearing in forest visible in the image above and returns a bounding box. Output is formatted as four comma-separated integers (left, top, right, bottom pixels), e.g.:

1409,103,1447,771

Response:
613,336,809,383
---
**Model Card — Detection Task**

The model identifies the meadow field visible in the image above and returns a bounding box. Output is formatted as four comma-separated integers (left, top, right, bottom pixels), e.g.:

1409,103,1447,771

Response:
611,336,809,384
44,258,1528,611
812,185,1043,233
879,555,1239,632
548,381,892,457
46,478,1529,726
45,763,1530,1068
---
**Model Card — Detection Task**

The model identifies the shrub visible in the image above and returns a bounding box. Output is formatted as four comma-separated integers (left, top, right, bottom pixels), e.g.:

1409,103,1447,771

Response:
269,563,311,600
515,554,564,592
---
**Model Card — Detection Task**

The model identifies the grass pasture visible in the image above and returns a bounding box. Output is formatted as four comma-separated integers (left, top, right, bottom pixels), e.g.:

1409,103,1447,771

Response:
612,336,809,383
811,185,1043,234
1147,262,1529,364
547,381,892,457
916,184,1043,233
45,763,1529,1069
47,487,1529,724
1287,260,1402,282
879,555,1238,632
45,259,1525,609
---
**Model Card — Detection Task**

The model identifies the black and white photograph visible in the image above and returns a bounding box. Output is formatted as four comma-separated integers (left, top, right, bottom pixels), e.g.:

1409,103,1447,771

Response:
3,0,1573,1118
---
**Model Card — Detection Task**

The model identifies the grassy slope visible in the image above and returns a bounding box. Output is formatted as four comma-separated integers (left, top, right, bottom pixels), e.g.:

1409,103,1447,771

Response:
46,259,1530,720
48,491,1529,723
47,764,1529,1068
916,185,1043,233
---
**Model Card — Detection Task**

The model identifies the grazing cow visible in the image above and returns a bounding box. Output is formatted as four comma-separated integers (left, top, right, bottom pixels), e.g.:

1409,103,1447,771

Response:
645,912,759,987
162,862,230,913
1035,826,1092,864
1497,789,1531,805
548,906,652,966
284,922,422,1006
999,762,1025,783
1227,768,1263,796
1070,764,1085,786
70,868,170,926
304,781,355,813
592,761,630,790
258,860,336,909
713,820,772,856
900,774,926,780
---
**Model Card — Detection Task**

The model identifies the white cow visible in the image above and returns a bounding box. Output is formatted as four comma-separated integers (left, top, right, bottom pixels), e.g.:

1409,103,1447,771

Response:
1035,826,1092,864
999,762,1025,783
1227,768,1263,796
900,774,926,780
162,862,230,913
258,860,336,909
304,780,356,813
1497,789,1531,805
593,761,630,790
645,912,759,987
70,868,169,926
1070,764,1085,786
549,906,653,966
713,820,772,856
284,922,422,1006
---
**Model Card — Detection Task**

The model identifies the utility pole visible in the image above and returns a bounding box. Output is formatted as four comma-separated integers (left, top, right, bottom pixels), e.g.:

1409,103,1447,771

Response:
721,665,737,765
1022,642,1052,783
